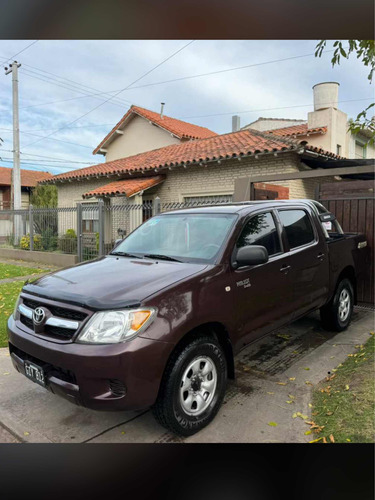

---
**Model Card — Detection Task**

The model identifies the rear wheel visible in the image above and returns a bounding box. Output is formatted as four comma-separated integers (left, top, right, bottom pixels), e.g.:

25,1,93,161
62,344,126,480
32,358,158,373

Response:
320,278,354,331
152,335,227,436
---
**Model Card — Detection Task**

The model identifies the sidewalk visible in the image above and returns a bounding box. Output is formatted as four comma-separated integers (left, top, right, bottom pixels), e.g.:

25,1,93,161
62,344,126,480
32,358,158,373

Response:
0,307,373,443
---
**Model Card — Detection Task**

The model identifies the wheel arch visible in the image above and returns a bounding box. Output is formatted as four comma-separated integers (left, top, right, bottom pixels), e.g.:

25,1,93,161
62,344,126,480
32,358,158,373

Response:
166,322,235,380
336,265,357,304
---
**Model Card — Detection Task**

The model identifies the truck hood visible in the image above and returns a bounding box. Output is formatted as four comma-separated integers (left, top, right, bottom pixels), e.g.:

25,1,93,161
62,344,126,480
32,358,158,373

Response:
22,255,208,309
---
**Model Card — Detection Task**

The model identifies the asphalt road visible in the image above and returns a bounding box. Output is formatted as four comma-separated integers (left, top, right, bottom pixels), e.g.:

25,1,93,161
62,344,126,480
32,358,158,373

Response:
0,307,373,443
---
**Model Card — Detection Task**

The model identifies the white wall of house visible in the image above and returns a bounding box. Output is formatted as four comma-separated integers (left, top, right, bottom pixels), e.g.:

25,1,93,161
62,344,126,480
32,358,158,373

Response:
102,115,181,162
244,119,306,132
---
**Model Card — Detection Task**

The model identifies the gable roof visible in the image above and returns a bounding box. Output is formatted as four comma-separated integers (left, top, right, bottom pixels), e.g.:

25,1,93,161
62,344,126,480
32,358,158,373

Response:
265,123,327,137
93,105,218,155
0,166,52,187
44,128,341,185
83,175,165,199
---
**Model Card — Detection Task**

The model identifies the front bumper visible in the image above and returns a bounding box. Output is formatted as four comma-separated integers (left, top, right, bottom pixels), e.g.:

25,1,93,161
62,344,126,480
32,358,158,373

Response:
7,315,174,411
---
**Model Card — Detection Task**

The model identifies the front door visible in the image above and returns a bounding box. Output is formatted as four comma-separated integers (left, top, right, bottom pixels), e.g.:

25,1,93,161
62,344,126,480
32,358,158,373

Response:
230,210,293,349
277,207,329,319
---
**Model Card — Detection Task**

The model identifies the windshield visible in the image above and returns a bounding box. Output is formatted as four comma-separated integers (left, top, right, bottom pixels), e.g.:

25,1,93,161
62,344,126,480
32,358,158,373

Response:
112,213,237,263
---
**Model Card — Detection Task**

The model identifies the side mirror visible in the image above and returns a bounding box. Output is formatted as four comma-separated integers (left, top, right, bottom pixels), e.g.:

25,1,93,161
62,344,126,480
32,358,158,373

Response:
319,212,336,222
112,238,123,250
235,245,269,268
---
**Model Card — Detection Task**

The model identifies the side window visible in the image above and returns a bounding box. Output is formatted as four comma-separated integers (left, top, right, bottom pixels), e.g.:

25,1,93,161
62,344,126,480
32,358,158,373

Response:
278,209,315,249
237,212,281,256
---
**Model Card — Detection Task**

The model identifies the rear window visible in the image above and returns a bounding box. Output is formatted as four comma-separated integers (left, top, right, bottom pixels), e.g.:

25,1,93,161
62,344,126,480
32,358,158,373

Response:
278,209,315,249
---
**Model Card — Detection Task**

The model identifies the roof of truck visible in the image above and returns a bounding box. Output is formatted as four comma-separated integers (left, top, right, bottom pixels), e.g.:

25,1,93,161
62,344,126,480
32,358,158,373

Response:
162,199,317,215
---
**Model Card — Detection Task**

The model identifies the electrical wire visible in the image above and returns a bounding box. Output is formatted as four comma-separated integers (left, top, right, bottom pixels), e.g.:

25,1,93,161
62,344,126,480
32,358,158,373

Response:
22,40,195,148
2,41,39,65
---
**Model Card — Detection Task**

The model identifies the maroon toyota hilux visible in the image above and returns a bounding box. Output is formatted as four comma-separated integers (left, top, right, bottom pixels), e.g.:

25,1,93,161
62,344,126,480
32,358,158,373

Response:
7,200,368,435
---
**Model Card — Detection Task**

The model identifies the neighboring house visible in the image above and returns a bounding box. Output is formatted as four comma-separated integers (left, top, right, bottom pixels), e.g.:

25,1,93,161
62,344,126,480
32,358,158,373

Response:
42,126,342,243
241,82,375,160
93,105,218,162
0,166,52,209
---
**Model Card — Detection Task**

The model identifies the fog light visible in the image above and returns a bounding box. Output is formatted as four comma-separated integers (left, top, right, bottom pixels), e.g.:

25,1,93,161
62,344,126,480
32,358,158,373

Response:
109,379,126,397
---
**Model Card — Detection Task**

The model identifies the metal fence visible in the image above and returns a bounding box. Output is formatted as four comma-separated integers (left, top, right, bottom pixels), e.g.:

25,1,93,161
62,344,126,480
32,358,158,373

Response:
0,196,233,262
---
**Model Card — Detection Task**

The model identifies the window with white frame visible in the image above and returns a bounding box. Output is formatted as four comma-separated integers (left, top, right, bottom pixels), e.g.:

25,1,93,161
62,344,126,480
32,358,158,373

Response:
355,140,367,159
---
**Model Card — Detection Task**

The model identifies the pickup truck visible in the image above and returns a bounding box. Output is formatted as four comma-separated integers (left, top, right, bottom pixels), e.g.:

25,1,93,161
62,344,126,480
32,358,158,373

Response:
7,199,368,436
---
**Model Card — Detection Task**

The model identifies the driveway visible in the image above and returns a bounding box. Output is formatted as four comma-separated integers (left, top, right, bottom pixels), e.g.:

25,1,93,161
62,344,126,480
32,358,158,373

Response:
0,307,373,443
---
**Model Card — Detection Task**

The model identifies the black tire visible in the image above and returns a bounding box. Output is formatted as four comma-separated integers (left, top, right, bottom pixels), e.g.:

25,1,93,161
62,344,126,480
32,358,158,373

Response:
320,278,354,332
152,335,227,436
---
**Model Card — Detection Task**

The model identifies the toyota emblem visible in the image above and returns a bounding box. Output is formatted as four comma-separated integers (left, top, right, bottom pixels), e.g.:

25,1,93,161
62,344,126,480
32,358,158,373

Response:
33,307,46,325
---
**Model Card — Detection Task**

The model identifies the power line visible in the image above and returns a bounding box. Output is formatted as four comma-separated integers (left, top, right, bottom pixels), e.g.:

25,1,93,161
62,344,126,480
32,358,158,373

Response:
2,41,39,65
0,127,94,149
105,48,339,92
20,68,133,110
23,40,195,149
0,148,93,164
0,158,89,170
12,45,338,111
180,97,375,119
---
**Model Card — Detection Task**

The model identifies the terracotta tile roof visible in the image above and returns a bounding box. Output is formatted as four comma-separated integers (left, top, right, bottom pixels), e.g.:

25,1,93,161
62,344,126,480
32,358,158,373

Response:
44,128,341,185
83,175,165,199
0,166,52,187
265,123,327,137
93,105,217,154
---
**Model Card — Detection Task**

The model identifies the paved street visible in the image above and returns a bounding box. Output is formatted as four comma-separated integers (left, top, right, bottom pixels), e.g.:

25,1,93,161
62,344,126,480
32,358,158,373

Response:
0,307,373,443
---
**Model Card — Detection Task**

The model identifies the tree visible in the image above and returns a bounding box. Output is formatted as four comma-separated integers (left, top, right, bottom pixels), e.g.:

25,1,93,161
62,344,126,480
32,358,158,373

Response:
30,184,57,208
315,40,375,144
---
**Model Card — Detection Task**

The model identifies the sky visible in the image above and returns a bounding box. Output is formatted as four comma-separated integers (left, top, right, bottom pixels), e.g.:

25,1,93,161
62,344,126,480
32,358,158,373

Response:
0,39,373,176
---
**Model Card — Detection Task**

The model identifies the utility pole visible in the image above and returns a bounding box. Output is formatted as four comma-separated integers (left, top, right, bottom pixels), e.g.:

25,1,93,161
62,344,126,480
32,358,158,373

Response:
5,61,22,244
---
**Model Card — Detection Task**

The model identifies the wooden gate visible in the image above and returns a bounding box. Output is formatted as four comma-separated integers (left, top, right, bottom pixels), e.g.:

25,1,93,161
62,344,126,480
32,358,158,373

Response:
319,180,374,306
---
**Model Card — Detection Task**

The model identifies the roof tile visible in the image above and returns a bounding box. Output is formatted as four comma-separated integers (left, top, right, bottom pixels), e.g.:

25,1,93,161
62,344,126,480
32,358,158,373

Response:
46,128,341,184
265,124,327,137
93,105,217,154
83,175,165,198
0,166,52,187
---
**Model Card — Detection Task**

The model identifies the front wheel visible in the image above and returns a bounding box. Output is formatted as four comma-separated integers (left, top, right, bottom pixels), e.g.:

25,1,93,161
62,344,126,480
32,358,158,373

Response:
152,335,227,436
320,278,354,332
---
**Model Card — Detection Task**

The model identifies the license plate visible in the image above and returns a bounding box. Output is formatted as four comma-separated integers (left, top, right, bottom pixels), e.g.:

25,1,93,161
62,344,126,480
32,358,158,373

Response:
24,361,46,388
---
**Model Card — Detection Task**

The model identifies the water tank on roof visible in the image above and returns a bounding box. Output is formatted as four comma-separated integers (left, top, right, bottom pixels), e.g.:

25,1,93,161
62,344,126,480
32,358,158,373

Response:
313,82,339,111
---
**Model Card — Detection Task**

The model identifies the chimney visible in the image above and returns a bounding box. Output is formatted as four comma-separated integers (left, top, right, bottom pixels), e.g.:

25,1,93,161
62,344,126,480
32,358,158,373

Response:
312,82,339,111
160,102,165,119
232,115,240,132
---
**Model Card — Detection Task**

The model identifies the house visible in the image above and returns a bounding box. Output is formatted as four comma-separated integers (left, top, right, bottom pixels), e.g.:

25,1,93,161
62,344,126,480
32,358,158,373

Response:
93,105,218,162
42,124,343,243
0,166,52,209
241,82,375,160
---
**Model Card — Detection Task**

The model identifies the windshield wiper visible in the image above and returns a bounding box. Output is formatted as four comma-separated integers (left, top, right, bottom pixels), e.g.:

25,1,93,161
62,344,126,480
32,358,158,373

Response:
110,251,143,259
143,253,182,262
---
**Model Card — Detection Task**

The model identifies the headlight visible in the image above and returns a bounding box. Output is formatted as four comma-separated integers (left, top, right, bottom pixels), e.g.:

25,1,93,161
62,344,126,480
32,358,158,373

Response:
13,294,21,319
76,308,156,344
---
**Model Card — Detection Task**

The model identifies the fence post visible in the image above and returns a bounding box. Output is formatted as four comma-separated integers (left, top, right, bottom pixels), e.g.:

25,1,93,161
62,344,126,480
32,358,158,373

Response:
154,196,161,215
77,203,83,262
29,204,34,252
98,199,105,257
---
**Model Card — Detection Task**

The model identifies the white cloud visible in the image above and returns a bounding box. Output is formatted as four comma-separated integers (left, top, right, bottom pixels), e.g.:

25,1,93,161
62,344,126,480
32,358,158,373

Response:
0,39,372,175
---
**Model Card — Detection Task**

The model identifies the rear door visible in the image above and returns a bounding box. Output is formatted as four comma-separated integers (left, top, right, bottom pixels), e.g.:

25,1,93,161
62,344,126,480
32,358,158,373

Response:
277,205,329,320
230,209,294,348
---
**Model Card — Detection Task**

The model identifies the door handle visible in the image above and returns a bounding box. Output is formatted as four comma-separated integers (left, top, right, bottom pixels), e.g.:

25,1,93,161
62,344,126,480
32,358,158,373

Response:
280,264,291,273
317,252,325,261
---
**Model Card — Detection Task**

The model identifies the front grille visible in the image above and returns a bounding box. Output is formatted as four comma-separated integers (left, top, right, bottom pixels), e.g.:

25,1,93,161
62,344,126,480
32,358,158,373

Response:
23,298,87,322
45,325,75,339
9,343,77,385
20,315,34,330
19,296,89,341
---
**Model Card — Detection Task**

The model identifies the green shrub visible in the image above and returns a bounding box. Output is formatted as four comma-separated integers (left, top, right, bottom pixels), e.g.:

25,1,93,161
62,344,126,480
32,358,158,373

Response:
41,228,58,251
58,229,77,254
